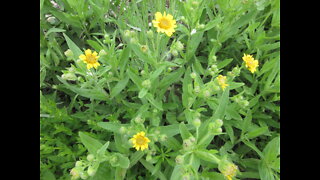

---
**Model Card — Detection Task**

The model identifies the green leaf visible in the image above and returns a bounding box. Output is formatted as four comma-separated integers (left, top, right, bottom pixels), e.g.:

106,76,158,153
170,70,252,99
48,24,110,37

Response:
79,132,103,155
63,33,83,60
97,122,129,134
139,159,167,180
138,88,148,98
110,75,130,98
119,47,130,77
129,151,145,168
217,58,233,69
87,40,103,52
246,127,269,139
145,93,163,111
45,28,66,37
57,76,108,101
179,122,192,140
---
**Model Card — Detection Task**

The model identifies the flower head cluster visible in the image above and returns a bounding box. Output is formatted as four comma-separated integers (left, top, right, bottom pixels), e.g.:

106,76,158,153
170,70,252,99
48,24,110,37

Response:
79,49,101,70
242,54,259,73
218,159,239,180
152,12,177,37
130,131,150,151
217,75,229,90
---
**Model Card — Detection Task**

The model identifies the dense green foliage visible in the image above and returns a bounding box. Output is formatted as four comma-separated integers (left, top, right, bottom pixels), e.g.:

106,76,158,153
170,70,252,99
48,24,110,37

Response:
40,0,280,179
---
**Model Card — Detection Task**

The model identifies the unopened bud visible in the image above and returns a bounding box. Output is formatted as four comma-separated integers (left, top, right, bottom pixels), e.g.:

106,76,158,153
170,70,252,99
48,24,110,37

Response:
75,161,83,167
176,41,184,51
47,16,57,24
134,116,144,124
141,45,148,52
142,79,151,89
192,118,201,127
64,49,73,58
99,49,107,56
147,30,154,38
160,134,168,142
175,155,184,164
87,166,97,177
197,24,205,30
70,168,80,179
62,73,77,81
171,49,178,56
190,72,197,79
87,154,95,162
80,172,89,179
119,126,126,134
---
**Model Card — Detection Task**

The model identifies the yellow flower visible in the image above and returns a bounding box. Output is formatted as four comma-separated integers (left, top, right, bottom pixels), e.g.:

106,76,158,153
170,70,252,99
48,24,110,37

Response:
130,131,150,151
79,49,101,70
221,163,238,180
152,11,177,37
217,75,229,90
242,54,259,73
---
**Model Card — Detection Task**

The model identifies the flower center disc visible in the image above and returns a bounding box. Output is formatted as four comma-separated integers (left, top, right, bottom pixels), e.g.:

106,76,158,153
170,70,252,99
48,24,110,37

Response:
159,18,171,29
136,136,146,145
87,55,96,63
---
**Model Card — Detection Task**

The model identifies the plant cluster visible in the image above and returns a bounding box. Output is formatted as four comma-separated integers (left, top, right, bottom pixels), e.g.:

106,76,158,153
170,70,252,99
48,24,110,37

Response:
40,0,280,179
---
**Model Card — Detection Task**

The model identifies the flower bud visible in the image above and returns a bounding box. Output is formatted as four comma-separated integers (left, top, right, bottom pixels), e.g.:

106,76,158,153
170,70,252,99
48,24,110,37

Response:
203,90,211,98
218,159,238,180
197,24,205,30
142,79,151,89
175,155,184,164
176,41,184,51
99,49,107,56
47,16,57,24
146,154,152,162
141,45,148,52
134,116,145,124
211,55,217,62
232,66,241,75
80,172,89,179
124,30,131,38
214,128,222,133
183,139,192,149
147,30,154,38
160,134,168,142
171,49,178,56
64,49,73,58
192,118,201,128
215,119,223,127
119,126,126,134
87,154,95,162
189,136,196,143
75,161,83,167
62,73,77,81
87,166,97,177
180,16,186,22
167,67,172,72
110,155,118,164
130,37,138,44
70,168,80,179
190,72,197,79
140,70,145,75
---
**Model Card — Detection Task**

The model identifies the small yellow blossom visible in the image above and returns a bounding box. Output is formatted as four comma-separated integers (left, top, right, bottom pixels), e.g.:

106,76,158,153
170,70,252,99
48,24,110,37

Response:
130,131,150,151
242,54,259,73
152,11,177,37
217,75,229,90
79,49,101,70
221,163,238,180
